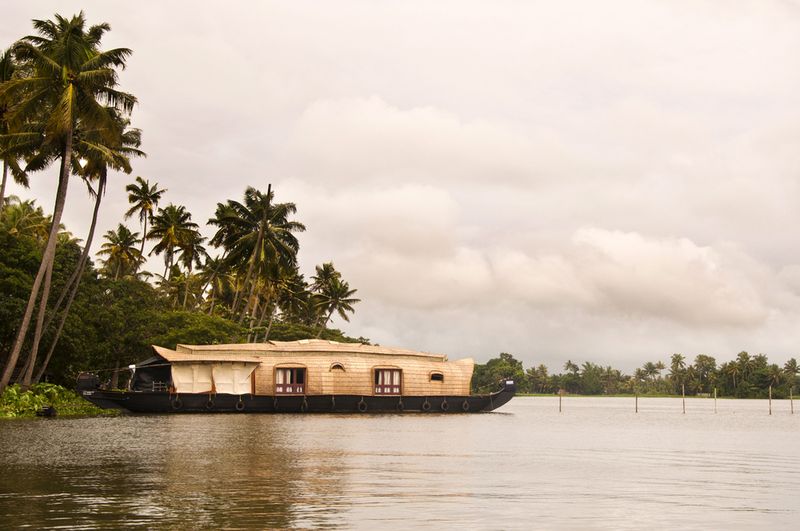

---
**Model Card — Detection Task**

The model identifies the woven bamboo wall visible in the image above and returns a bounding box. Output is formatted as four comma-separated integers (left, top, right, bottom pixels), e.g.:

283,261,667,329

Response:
250,352,474,396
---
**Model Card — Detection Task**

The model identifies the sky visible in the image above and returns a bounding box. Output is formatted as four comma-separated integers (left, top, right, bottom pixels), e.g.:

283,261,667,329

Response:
3,1,800,370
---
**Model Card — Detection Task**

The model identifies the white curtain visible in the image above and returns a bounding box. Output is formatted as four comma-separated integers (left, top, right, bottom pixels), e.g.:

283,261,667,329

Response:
171,364,213,393
213,363,257,395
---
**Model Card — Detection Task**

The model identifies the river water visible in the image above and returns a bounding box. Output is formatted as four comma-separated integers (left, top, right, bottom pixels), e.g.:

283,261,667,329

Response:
0,396,798,529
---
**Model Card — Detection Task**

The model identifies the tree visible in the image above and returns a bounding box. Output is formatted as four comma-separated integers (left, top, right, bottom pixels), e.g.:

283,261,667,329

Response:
147,204,197,278
0,196,49,242
669,353,686,394
208,185,305,322
23,113,143,386
311,262,341,292
177,229,207,308
692,354,717,394
0,48,29,209
0,12,136,391
97,224,142,280
314,276,360,337
124,176,164,266
784,358,799,390
472,353,526,393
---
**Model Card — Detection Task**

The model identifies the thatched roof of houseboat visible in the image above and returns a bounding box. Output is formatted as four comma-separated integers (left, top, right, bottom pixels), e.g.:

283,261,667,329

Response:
153,339,448,362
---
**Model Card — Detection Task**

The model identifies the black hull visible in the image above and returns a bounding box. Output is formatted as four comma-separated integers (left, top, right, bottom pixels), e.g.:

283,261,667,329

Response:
81,382,515,414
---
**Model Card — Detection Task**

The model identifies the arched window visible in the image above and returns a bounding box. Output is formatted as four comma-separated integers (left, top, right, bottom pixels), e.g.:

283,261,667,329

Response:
330,363,346,372
430,372,444,382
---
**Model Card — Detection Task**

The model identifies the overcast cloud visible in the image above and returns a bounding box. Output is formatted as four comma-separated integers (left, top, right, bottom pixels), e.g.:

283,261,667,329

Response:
4,0,800,370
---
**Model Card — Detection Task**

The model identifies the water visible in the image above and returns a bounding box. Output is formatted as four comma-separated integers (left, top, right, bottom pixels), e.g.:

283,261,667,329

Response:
0,397,798,529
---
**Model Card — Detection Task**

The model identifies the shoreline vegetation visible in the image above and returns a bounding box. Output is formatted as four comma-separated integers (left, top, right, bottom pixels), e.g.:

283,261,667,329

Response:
472,352,798,399
0,383,114,419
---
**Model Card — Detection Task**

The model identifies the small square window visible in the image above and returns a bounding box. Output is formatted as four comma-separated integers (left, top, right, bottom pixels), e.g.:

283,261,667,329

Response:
374,369,402,395
276,368,305,394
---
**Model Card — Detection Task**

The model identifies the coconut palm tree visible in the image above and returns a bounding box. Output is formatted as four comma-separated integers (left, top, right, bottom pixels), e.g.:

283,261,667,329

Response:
208,185,305,322
0,48,29,210
0,196,49,242
784,358,799,388
0,12,136,391
669,353,686,393
177,229,207,308
314,277,360,337
196,254,233,314
29,115,143,385
147,204,198,279
124,175,164,266
311,262,341,292
97,224,142,280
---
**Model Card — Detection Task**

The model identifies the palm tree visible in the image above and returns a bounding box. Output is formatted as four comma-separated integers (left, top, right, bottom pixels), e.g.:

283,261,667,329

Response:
725,362,740,390
311,262,341,292
0,12,136,391
208,185,305,322
97,224,142,280
0,196,49,242
124,175,165,266
784,358,799,389
766,364,783,388
147,204,198,278
197,254,233,314
177,229,207,308
693,354,717,394
314,277,360,337
669,353,686,393
28,116,144,385
0,48,29,210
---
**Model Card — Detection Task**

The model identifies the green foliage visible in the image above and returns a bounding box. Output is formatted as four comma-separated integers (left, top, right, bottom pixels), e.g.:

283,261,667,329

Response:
475,350,798,398
0,230,39,351
265,321,364,343
150,311,245,349
472,353,526,393
0,383,109,418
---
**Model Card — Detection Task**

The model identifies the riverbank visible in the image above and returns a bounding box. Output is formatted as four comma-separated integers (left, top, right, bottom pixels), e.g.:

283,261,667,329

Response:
0,383,116,419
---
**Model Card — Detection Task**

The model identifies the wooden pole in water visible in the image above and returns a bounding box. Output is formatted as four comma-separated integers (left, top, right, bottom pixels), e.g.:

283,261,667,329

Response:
769,385,772,416
682,384,686,414
635,392,638,413
714,387,717,414
791,387,794,415
559,389,562,413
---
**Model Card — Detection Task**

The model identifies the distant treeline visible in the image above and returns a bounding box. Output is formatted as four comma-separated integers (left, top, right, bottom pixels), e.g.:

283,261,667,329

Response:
473,352,799,399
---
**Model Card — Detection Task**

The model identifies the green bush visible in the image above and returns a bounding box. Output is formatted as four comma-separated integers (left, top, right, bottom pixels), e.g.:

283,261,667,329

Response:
0,383,112,419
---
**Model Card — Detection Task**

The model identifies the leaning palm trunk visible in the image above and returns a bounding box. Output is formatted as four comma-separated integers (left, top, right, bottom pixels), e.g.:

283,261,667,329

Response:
263,305,278,342
0,133,72,392
34,190,102,383
235,226,264,321
41,181,103,346
137,215,147,272
254,294,272,341
316,308,335,338
0,160,7,211
240,270,264,325
21,255,55,387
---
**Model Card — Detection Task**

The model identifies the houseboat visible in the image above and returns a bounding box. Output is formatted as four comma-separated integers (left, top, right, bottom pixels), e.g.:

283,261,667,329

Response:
78,339,516,413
